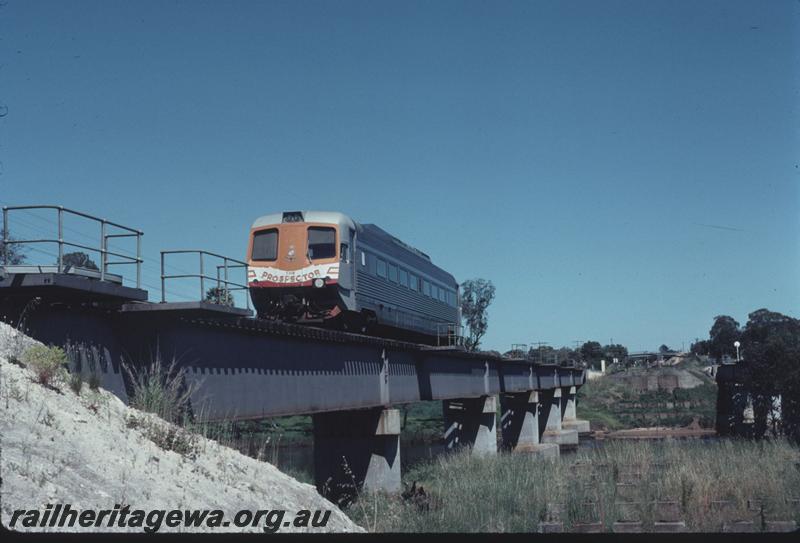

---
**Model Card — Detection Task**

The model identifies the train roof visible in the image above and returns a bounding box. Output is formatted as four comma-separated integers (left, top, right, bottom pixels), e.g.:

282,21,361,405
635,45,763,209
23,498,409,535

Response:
251,211,355,231
358,223,457,287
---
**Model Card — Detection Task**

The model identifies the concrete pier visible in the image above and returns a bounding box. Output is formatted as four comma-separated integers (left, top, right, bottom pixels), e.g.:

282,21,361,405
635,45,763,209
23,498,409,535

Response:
499,391,559,458
540,387,579,446
313,407,401,498
561,386,591,434
443,395,498,456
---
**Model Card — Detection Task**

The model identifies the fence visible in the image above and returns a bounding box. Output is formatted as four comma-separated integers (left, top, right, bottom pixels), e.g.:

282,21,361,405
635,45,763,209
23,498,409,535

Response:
160,249,250,310
2,205,142,287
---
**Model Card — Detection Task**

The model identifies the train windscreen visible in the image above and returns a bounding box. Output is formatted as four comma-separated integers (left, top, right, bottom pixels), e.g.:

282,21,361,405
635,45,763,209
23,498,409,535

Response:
252,229,278,261
308,227,336,259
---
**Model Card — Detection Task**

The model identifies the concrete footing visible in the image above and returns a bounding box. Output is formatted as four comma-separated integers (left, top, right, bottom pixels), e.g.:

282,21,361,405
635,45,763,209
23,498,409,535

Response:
443,395,497,456
513,442,560,458
541,428,579,446
562,419,591,433
500,391,540,451
312,386,590,500
313,407,401,498
540,387,580,446
561,386,591,434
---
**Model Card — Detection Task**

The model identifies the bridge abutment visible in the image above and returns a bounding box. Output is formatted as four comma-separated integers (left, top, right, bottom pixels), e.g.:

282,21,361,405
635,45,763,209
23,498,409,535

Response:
312,407,401,498
540,387,579,447
561,385,591,434
500,391,559,458
443,395,498,456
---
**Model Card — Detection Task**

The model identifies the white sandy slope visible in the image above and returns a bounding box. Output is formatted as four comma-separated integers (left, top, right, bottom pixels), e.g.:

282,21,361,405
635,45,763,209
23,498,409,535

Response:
0,323,363,533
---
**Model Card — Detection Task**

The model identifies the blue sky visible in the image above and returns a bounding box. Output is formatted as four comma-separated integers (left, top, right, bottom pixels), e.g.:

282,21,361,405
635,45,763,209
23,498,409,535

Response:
1,0,798,352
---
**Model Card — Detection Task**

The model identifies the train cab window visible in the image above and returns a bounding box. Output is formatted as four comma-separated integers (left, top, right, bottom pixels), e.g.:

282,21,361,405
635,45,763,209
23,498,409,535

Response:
377,258,387,278
251,229,278,261
409,274,419,291
399,268,408,287
340,243,350,263
308,227,337,259
422,280,430,297
388,263,398,283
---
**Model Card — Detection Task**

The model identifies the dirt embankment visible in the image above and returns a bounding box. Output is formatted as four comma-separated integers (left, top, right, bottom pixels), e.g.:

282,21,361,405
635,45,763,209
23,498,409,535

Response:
0,323,363,533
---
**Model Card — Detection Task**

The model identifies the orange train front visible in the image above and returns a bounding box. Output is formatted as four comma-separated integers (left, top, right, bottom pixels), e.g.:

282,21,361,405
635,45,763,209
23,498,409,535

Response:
247,211,460,344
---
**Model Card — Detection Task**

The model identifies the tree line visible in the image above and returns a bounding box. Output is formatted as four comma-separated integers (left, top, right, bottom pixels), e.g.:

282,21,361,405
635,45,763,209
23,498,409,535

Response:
692,310,800,442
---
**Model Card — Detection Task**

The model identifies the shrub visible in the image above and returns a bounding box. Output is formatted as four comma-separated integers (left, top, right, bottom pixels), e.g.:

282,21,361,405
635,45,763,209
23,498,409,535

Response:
88,371,101,390
68,372,83,395
22,344,67,386
143,420,197,457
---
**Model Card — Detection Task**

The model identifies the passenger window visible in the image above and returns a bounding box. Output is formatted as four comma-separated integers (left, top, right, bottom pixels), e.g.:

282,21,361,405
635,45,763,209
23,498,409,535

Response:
423,280,430,297
439,288,446,302
399,268,408,287
377,258,387,278
308,227,336,260
409,274,418,291
431,284,439,300
388,263,398,283
251,229,278,261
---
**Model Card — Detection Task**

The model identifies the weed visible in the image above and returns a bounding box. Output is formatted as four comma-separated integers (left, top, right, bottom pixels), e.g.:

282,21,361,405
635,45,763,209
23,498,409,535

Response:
68,372,83,395
22,344,67,387
142,420,198,458
39,409,55,427
122,351,198,424
88,371,101,390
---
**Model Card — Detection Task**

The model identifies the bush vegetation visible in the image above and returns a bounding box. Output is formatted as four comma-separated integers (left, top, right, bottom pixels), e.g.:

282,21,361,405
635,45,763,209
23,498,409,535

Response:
22,344,67,387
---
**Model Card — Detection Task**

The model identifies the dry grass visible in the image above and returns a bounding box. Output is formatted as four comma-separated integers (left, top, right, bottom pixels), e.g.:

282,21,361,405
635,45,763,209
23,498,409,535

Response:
122,352,197,424
345,438,800,532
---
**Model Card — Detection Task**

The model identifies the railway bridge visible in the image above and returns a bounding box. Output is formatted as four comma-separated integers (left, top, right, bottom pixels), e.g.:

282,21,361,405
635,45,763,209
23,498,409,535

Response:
1,205,590,496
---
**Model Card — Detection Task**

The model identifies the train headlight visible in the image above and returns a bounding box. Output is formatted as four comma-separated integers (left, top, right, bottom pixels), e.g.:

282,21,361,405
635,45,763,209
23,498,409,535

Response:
313,278,325,288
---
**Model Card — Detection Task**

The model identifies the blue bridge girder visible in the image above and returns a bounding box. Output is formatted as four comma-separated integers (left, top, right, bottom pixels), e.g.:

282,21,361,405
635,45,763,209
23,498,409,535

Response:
0,271,585,421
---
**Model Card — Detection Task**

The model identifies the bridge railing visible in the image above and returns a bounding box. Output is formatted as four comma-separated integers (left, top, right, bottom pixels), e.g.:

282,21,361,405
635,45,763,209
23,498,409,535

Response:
2,205,143,288
436,322,464,347
160,249,250,310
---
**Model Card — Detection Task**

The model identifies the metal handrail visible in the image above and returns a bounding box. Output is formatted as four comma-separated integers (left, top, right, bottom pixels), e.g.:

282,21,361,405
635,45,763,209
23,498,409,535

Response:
160,249,250,310
436,322,464,347
2,205,143,288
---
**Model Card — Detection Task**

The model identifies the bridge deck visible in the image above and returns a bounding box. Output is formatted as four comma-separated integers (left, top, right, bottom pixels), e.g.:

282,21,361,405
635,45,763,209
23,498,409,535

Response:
0,270,147,302
0,271,585,420
121,301,253,318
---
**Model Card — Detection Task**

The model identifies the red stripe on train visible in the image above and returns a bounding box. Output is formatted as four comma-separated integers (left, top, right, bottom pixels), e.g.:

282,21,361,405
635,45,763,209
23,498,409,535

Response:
248,279,338,288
